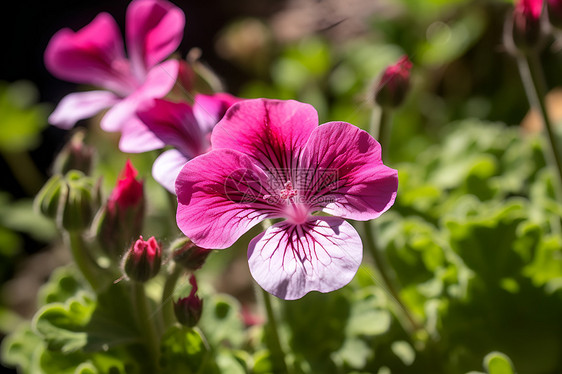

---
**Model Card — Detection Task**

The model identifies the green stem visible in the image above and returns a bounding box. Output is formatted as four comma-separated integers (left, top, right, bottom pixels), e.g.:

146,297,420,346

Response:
363,221,421,334
132,282,160,373
65,231,102,292
367,105,423,336
161,263,183,328
261,289,289,373
370,105,392,160
517,53,562,198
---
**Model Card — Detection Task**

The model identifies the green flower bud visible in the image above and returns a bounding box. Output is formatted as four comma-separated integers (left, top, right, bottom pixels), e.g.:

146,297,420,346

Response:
34,174,67,220
60,170,98,232
53,129,95,175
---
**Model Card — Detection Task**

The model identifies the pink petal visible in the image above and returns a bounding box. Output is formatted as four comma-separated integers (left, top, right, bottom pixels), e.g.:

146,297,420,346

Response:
100,59,179,133
48,91,120,129
126,0,185,79
44,13,135,96
211,99,318,172
301,122,398,220
119,117,166,153
137,99,204,157
193,93,242,134
152,149,189,193
176,149,276,249
248,217,362,300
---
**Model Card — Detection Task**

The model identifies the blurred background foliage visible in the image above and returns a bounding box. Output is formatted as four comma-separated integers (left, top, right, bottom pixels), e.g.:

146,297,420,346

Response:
2,0,562,373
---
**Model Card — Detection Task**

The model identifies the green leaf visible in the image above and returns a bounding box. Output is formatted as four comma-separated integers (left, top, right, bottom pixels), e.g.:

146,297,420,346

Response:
1,322,43,374
159,326,215,374
198,294,245,348
38,265,85,306
483,352,515,374
0,80,50,152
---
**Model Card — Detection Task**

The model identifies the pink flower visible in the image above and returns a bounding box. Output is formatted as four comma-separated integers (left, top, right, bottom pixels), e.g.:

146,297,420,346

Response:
45,0,185,148
175,99,398,300
135,93,240,192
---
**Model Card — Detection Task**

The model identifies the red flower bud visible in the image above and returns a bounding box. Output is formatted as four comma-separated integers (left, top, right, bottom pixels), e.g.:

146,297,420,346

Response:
109,160,143,211
547,0,562,29
508,0,544,53
170,237,212,271
174,275,203,327
95,160,145,258
374,55,412,108
123,236,162,282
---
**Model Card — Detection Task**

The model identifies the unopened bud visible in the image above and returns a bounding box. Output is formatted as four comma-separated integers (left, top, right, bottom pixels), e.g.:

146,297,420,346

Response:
374,55,412,108
53,130,95,175
60,171,98,232
94,160,144,258
34,174,67,219
507,0,544,54
123,236,162,282
174,275,203,327
547,0,562,29
170,237,212,271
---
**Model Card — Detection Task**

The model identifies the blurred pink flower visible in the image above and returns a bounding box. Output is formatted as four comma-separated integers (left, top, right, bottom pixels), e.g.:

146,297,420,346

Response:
374,55,412,108
45,0,185,148
510,0,544,50
175,99,398,299
135,93,240,192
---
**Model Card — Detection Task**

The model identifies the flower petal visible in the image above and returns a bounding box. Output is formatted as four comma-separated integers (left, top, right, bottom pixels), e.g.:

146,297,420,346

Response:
176,148,277,249
193,93,241,134
126,0,185,78
48,91,120,129
100,59,179,132
137,99,204,157
248,217,362,300
44,13,135,96
119,117,166,153
211,99,318,173
301,122,398,220
152,149,189,193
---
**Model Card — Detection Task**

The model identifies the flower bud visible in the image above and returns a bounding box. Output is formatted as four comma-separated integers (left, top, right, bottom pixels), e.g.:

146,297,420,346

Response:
170,237,212,271
94,160,144,258
174,275,203,327
53,130,95,175
547,0,562,29
123,236,162,282
374,55,412,108
506,0,544,54
34,174,67,220
60,170,99,232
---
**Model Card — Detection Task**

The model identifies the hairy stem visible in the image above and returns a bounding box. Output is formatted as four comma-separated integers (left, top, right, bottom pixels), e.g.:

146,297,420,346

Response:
261,289,289,373
132,282,160,373
65,231,102,292
161,263,183,328
517,53,562,198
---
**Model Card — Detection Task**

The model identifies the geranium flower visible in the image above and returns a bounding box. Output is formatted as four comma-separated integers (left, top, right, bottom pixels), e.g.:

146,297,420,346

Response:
45,0,185,149
175,99,398,300
136,93,240,192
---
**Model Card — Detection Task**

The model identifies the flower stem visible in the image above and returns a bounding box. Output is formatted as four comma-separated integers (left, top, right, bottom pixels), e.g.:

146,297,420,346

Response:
363,221,421,334
1,150,44,196
161,263,183,328
516,53,562,197
260,289,289,373
65,231,102,292
132,281,160,373
367,105,422,336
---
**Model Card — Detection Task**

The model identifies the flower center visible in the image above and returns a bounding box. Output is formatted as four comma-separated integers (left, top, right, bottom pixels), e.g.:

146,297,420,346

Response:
264,181,309,225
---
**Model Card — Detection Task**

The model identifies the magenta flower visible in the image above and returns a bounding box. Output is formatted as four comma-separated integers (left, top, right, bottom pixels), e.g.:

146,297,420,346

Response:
136,93,240,192
45,0,185,146
175,99,398,300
